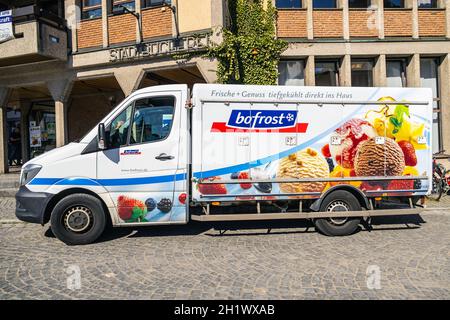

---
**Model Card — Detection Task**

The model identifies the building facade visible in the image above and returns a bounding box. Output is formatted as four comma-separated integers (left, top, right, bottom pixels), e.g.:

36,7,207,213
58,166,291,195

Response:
0,0,224,173
276,0,450,156
0,0,449,173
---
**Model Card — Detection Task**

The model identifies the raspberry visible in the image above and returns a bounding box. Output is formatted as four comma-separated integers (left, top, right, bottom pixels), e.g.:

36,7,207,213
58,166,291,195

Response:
238,172,252,189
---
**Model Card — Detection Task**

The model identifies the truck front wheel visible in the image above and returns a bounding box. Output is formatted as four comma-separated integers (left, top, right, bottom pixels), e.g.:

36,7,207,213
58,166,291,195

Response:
50,193,106,245
314,190,362,236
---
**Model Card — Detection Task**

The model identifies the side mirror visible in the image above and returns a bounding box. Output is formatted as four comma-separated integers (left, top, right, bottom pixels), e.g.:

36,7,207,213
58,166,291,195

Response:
98,123,107,150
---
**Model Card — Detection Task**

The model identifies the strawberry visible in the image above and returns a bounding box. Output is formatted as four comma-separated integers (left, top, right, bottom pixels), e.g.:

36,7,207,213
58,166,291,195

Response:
197,177,227,195
117,196,146,221
238,172,252,189
321,144,331,158
178,193,187,204
397,140,417,166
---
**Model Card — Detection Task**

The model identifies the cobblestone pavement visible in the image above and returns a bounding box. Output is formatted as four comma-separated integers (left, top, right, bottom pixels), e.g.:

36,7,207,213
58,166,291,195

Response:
0,209,449,300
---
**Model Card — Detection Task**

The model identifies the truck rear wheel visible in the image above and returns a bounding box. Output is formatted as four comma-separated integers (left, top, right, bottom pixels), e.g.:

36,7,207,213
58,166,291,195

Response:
314,190,362,236
50,193,106,245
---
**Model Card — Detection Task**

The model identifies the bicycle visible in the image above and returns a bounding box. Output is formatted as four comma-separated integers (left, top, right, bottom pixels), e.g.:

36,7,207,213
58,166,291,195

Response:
428,150,450,201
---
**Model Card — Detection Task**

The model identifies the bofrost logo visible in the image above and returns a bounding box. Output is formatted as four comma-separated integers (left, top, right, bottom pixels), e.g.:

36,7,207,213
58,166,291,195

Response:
211,109,308,133
229,110,297,129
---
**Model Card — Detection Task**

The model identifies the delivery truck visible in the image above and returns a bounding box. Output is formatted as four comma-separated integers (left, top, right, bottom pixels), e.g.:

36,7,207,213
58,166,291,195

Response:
15,84,433,245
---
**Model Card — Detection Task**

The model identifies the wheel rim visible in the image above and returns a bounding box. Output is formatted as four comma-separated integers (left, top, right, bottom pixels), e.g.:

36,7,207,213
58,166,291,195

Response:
63,206,93,233
326,200,350,225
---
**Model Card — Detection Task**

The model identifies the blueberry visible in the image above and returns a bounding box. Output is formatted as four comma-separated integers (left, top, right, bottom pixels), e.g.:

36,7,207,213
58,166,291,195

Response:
230,172,240,179
145,198,156,212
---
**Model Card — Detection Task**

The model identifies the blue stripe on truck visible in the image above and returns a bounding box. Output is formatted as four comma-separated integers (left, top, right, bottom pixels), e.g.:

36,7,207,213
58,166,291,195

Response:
30,173,187,186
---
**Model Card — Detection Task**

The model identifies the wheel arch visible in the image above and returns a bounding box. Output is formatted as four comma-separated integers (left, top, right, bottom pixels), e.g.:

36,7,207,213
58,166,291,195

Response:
310,185,369,212
43,188,113,227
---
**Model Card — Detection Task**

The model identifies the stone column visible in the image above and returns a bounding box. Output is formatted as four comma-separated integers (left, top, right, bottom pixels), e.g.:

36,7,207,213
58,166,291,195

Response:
0,87,10,174
115,67,146,96
340,55,352,86
135,0,142,43
445,0,450,39
305,56,315,86
306,0,314,40
47,80,74,148
342,0,350,40
409,0,419,39
376,0,385,39
406,53,421,87
374,54,387,87
102,0,109,48
65,0,79,52
54,101,67,148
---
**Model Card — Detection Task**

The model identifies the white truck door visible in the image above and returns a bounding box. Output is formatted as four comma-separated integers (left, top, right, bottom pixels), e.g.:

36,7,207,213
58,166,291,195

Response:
97,90,187,224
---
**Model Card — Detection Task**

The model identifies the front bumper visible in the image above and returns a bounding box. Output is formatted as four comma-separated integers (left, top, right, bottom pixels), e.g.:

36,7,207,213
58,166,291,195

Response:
15,186,53,225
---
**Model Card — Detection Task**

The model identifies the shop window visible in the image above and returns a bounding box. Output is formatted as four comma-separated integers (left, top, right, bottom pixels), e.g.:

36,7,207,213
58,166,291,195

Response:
384,0,405,8
276,0,302,8
386,59,407,87
418,0,438,8
315,61,339,86
313,0,337,8
349,0,371,8
278,60,305,86
142,0,166,8
420,58,441,153
351,59,374,87
28,103,57,159
81,0,102,19
130,97,175,145
111,0,135,12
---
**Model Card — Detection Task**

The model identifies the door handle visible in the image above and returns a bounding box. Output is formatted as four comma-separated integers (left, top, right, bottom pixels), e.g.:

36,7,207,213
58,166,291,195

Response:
155,153,174,161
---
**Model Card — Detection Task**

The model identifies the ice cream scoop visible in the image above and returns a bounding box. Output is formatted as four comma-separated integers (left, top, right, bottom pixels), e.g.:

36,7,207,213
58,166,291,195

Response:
329,119,377,169
277,148,329,193
354,137,405,177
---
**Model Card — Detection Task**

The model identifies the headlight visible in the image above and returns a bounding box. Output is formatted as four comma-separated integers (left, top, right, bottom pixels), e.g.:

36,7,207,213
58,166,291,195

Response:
20,164,42,186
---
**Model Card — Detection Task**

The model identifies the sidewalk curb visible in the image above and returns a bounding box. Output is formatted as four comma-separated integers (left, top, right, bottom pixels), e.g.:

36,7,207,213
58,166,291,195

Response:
0,219,24,224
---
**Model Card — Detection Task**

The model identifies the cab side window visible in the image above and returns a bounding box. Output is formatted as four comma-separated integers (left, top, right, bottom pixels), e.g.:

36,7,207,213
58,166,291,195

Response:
108,104,133,149
129,96,175,145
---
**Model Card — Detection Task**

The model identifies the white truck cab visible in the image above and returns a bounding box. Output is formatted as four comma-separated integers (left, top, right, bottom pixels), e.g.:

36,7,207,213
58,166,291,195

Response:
16,84,433,245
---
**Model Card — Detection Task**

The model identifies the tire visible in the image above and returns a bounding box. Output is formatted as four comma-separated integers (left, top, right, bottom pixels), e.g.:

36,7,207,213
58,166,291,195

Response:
50,193,107,245
428,174,443,201
314,190,362,237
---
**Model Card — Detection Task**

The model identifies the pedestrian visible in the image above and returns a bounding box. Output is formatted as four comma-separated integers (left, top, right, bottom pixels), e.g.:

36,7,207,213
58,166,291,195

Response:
8,127,21,166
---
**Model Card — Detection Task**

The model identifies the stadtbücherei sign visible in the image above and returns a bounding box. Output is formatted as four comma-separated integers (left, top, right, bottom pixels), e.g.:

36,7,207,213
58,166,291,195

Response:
0,10,14,44
109,33,211,62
